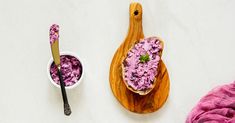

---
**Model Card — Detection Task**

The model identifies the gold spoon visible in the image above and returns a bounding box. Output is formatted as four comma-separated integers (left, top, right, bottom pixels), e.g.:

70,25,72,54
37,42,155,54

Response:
50,24,72,116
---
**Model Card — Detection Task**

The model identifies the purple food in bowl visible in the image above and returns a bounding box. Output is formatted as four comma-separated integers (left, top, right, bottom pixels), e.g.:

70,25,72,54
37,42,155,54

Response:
47,51,83,89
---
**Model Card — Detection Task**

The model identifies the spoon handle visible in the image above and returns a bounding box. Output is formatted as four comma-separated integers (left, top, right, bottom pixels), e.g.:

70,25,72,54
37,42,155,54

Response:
57,68,72,116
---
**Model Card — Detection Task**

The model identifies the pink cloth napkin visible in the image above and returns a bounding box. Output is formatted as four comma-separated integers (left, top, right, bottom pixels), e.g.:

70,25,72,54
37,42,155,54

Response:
186,81,235,123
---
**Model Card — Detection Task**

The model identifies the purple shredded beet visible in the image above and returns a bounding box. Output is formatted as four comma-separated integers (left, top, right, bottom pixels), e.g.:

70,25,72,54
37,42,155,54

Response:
49,24,59,45
123,37,162,91
50,55,82,87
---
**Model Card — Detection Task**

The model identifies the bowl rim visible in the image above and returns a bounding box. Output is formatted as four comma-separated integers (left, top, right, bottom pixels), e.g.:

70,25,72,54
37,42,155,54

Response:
47,51,84,89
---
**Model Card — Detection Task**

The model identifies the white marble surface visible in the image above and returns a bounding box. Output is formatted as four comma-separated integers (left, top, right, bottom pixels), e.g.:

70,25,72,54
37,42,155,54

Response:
0,0,235,122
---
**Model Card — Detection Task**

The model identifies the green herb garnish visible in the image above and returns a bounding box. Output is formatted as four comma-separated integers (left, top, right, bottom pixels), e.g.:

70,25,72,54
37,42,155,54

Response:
139,54,150,63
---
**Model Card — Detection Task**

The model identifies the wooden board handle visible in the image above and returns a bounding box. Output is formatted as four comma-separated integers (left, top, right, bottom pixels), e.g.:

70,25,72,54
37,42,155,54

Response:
125,3,144,45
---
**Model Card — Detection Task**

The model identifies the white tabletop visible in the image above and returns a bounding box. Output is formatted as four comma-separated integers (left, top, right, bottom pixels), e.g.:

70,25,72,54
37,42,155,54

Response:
0,0,235,122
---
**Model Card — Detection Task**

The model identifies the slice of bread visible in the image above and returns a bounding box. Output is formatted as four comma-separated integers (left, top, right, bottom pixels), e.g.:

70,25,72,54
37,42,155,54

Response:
122,37,164,95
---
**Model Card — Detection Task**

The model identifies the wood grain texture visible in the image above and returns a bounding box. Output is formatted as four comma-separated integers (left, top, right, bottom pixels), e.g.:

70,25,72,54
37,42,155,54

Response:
109,2,170,113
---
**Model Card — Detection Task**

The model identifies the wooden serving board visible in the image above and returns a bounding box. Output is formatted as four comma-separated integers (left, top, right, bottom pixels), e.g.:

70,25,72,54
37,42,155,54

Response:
109,2,170,114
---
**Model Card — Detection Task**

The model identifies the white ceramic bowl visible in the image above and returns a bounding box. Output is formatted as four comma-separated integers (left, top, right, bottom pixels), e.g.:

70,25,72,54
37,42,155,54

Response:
47,51,83,89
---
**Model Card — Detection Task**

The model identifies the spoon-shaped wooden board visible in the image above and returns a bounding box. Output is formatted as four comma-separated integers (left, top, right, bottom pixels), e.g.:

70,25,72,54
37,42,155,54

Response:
109,2,170,114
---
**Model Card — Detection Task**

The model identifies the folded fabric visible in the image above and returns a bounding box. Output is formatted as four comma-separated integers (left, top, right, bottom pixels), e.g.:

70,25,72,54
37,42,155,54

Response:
186,81,235,123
